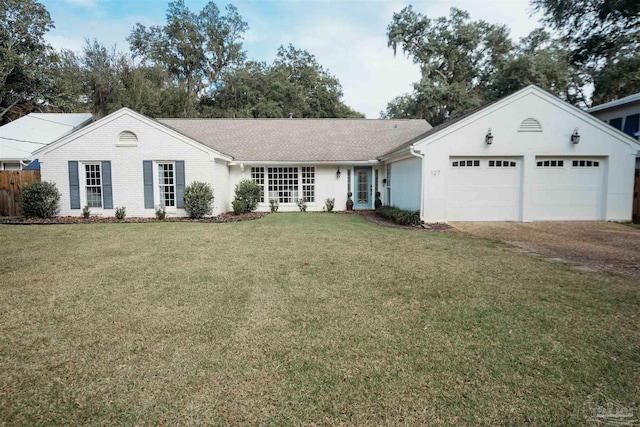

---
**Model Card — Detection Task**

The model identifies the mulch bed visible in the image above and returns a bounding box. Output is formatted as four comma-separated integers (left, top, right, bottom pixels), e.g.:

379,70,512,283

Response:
0,212,268,225
358,211,455,232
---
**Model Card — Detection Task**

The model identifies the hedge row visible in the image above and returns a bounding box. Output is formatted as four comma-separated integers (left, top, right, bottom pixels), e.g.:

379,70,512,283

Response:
376,205,421,226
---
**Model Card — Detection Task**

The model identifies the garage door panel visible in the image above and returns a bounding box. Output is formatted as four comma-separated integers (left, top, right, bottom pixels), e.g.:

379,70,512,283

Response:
446,157,521,221
532,157,604,220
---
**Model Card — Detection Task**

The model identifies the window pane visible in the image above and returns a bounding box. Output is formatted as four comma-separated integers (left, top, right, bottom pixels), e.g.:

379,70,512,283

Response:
158,163,175,207
251,167,265,202
268,167,298,203
85,163,102,208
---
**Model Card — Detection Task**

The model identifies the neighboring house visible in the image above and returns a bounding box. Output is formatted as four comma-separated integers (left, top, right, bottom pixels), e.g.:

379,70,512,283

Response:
34,85,640,222
0,113,93,170
587,92,640,169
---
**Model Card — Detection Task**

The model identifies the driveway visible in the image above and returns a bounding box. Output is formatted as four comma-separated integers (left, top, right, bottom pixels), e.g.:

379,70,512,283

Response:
453,222,640,278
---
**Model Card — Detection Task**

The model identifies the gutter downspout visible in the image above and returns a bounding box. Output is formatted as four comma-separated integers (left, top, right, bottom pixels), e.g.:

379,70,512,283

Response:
409,145,425,222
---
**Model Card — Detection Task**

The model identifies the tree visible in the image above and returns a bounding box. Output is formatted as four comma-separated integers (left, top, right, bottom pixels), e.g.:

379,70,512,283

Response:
128,0,248,114
383,7,588,122
385,7,512,125
488,29,587,106
0,0,60,122
532,0,640,103
201,45,363,118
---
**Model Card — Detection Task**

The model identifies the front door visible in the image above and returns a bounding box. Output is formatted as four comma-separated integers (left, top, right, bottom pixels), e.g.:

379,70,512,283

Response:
353,166,372,209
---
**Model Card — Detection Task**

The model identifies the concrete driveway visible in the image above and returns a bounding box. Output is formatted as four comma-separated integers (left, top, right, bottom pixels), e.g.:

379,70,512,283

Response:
452,222,640,278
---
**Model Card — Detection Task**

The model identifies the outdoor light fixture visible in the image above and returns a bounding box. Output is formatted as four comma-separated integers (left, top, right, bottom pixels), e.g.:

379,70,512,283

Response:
485,128,493,145
336,167,341,179
571,128,580,144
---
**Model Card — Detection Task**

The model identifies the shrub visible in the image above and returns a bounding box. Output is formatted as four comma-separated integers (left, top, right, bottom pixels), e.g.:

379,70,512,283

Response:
115,206,126,220
297,199,307,212
269,199,279,213
232,199,246,215
155,205,166,220
20,181,61,218
234,180,261,213
324,198,335,212
82,205,91,219
184,181,214,218
376,205,421,226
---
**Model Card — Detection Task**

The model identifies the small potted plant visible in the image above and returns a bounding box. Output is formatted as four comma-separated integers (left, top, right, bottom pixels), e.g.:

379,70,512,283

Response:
374,191,382,209
346,191,354,210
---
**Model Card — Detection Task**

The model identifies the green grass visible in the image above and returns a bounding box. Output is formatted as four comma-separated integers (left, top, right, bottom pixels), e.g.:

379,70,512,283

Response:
1,214,638,425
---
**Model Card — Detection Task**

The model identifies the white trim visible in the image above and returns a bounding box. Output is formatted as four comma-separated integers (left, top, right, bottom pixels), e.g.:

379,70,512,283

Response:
229,159,379,166
587,93,640,113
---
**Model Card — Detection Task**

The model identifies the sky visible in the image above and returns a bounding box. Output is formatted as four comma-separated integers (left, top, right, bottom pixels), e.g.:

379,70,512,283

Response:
40,0,545,118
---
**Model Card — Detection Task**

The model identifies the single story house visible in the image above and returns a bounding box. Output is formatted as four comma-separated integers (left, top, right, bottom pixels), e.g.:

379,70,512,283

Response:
0,113,93,170
34,85,640,222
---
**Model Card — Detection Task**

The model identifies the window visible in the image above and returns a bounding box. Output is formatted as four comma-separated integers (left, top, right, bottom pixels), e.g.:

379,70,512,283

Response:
158,163,175,207
85,163,102,208
609,117,623,130
488,160,517,167
572,160,600,167
301,167,315,202
452,160,480,167
251,167,265,202
386,164,391,204
536,160,564,167
268,167,298,203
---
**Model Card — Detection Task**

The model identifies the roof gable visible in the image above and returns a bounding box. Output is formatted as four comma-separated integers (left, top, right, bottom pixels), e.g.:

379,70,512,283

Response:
383,85,640,158
34,108,232,161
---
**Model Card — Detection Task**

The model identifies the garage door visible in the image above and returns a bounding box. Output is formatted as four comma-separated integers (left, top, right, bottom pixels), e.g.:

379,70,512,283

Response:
446,158,522,221
532,158,605,220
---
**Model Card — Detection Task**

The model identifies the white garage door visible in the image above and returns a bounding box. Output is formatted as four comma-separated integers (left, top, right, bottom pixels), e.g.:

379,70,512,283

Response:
532,158,605,220
446,158,522,221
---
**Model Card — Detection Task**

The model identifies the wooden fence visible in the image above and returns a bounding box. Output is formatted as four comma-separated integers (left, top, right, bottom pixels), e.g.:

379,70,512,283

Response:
634,169,640,223
0,170,41,217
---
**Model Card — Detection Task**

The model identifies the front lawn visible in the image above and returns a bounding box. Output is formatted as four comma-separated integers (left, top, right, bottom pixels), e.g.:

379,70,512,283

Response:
1,214,638,425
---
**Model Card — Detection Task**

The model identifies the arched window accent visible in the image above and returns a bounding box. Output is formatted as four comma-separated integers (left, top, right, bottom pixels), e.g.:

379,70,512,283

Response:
117,131,138,146
518,118,542,132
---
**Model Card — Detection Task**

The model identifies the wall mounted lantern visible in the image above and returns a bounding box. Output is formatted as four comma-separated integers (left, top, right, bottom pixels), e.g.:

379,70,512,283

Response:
485,128,493,145
571,128,580,144
336,167,341,179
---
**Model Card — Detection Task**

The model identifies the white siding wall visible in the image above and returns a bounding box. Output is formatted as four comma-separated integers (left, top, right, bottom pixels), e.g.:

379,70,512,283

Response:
388,156,421,210
416,90,638,222
40,113,228,218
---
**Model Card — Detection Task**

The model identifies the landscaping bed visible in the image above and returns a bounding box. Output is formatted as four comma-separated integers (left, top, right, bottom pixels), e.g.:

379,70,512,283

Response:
0,212,267,225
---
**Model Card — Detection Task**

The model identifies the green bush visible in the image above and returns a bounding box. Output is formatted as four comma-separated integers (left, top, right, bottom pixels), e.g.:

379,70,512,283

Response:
115,206,126,220
20,181,61,218
232,199,246,215
297,199,307,212
82,205,91,219
184,181,214,218
324,198,335,212
269,199,279,213
376,205,421,226
234,180,261,213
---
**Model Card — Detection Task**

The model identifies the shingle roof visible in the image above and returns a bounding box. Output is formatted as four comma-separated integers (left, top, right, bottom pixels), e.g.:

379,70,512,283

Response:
157,118,431,161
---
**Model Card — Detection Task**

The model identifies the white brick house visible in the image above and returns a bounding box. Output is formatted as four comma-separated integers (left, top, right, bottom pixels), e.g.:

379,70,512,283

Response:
34,85,640,222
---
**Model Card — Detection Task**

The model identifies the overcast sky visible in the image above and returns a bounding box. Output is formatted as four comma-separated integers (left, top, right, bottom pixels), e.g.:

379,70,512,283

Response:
40,0,544,118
